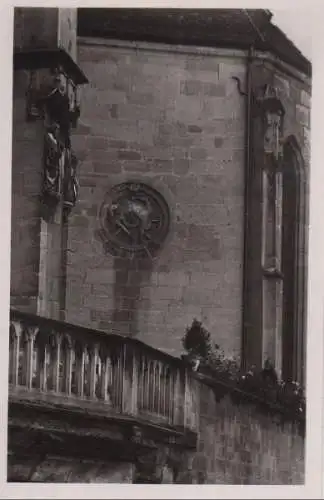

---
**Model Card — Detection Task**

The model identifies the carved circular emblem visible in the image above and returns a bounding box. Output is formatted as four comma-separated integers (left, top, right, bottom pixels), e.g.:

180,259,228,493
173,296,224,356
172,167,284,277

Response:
99,182,170,258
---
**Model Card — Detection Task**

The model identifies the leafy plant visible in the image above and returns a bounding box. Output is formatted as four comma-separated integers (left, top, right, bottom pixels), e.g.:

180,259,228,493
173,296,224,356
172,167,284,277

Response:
182,318,212,359
182,319,305,421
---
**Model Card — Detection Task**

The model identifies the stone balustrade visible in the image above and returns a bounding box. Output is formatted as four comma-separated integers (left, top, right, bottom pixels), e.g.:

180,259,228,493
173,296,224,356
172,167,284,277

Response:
8,309,199,432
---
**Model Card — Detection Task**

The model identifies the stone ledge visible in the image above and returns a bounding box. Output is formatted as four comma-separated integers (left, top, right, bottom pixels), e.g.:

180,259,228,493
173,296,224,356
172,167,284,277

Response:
8,395,197,461
192,371,305,431
78,36,246,59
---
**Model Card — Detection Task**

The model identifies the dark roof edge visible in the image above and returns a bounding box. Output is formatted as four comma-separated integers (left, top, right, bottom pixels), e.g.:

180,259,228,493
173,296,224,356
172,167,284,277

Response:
77,9,311,78
78,32,311,80
264,22,311,77
14,47,89,85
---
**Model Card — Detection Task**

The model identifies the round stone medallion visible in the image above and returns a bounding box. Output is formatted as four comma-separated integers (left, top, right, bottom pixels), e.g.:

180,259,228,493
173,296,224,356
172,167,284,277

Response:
99,182,170,258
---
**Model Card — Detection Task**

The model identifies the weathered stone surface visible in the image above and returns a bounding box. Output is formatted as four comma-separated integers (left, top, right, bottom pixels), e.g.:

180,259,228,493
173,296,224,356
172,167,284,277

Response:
27,457,134,483
214,137,224,148
300,89,311,109
7,375,304,485
118,149,142,160
273,74,290,100
10,91,43,306
193,382,305,485
180,80,226,97
296,104,310,128
65,42,246,357
10,30,309,487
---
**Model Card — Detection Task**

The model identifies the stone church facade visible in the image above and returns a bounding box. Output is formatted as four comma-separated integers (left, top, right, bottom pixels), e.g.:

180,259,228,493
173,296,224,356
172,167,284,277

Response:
8,8,310,483
11,7,311,383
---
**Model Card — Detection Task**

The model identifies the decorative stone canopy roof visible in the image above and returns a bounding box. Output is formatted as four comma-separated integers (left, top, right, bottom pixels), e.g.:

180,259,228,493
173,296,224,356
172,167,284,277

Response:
77,8,311,77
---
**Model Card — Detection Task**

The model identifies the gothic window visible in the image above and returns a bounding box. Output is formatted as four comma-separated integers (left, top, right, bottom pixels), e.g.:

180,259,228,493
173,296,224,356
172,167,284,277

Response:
281,137,307,384
262,164,283,273
261,85,284,275
261,136,306,384
261,157,284,376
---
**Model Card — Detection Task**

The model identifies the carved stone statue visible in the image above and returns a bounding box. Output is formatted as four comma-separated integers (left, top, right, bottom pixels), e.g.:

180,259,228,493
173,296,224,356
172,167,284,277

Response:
42,124,62,212
63,149,79,213
36,69,80,219
261,84,285,161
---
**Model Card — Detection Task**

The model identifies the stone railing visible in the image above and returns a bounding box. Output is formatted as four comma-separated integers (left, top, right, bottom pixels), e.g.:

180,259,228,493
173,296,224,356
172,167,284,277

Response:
8,309,199,432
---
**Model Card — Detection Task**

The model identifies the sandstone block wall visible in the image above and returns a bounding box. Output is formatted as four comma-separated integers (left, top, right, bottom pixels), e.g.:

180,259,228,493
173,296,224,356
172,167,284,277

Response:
193,380,304,484
10,70,66,319
8,380,304,485
8,453,134,483
67,40,246,357
10,70,43,312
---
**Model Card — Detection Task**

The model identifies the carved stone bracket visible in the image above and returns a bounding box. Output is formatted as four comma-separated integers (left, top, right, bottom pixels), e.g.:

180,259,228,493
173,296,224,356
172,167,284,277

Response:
130,424,199,484
132,440,198,483
133,446,167,483
133,445,196,484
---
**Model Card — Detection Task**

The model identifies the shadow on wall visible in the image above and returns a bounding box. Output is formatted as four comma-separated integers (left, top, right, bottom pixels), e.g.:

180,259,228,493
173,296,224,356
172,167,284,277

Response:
112,257,153,337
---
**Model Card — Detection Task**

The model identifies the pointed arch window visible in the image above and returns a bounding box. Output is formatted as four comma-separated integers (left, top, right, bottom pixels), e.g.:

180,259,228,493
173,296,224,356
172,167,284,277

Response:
261,134,307,385
281,137,307,385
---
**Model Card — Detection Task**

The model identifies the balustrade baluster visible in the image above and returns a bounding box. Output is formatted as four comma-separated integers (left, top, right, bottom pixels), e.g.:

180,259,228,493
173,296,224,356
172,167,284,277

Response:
184,368,193,428
25,327,38,390
164,367,169,418
143,356,149,410
146,358,151,411
156,362,161,415
114,353,121,408
89,344,99,400
147,360,153,411
121,344,126,410
110,352,117,407
109,355,115,406
39,343,48,392
130,348,138,415
117,345,124,410
84,348,91,397
163,366,168,416
100,352,112,403
31,336,40,389
152,362,158,413
75,344,85,398
63,335,73,395
46,334,57,391
173,368,183,426
165,367,171,420
169,370,175,424
191,377,199,430
121,343,128,413
167,370,172,423
152,360,157,413
95,354,101,399
137,356,143,411
160,365,166,416
53,333,62,393
9,321,22,387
